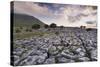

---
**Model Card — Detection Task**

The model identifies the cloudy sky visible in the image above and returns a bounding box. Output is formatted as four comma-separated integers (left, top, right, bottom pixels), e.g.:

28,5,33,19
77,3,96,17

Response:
13,1,97,28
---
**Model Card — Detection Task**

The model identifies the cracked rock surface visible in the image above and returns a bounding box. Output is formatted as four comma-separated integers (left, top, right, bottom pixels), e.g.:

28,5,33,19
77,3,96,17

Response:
12,28,97,66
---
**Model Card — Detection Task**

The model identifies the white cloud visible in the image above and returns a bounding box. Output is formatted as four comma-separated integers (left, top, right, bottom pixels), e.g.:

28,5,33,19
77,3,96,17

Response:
14,1,53,16
13,1,97,28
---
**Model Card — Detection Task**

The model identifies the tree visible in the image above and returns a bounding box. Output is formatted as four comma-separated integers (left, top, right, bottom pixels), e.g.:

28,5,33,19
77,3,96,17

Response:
44,24,49,28
32,24,40,29
25,28,32,32
80,25,86,29
50,23,57,28
86,28,92,31
60,26,64,28
92,6,97,10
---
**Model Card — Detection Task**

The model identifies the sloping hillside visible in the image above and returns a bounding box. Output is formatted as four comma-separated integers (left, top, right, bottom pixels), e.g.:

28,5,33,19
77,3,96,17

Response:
13,13,45,27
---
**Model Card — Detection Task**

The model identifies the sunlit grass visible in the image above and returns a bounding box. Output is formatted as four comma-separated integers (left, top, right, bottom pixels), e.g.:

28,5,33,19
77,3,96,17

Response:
13,31,52,40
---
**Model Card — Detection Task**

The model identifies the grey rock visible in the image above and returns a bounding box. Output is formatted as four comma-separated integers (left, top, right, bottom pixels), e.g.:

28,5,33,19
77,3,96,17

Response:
57,57,75,63
78,57,90,62
44,57,55,64
13,28,97,65
48,46,59,55
61,51,78,59
90,49,97,60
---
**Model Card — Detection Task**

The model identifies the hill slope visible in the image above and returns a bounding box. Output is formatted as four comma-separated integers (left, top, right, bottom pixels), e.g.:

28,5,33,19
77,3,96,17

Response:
13,13,45,27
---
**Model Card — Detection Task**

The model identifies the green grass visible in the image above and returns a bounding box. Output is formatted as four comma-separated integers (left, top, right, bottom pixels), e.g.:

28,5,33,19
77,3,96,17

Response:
13,31,52,40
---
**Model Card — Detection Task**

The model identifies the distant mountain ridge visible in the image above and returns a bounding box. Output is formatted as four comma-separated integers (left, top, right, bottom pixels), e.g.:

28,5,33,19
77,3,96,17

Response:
13,13,45,27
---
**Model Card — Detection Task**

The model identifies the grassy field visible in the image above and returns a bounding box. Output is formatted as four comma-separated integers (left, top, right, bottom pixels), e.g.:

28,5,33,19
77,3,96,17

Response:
13,13,49,40
13,31,53,40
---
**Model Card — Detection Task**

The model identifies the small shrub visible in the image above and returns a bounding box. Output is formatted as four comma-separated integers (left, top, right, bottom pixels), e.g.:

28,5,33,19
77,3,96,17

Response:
60,26,64,28
50,23,57,28
32,24,40,29
44,24,49,28
25,28,32,32
86,28,92,31
15,28,21,33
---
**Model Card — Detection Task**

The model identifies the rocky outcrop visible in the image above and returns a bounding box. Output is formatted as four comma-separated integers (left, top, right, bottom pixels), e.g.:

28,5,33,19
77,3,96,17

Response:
12,28,97,66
